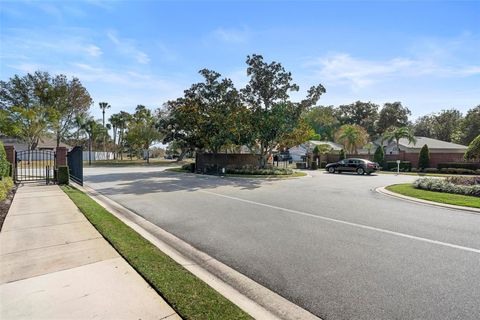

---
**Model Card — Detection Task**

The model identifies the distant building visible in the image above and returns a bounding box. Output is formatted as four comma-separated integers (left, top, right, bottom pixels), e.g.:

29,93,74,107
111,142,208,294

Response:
289,140,344,161
289,137,471,167
376,136,469,167
0,136,71,151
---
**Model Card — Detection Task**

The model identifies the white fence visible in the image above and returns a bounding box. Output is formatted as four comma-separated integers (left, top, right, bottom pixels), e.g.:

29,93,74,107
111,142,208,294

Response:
82,151,115,161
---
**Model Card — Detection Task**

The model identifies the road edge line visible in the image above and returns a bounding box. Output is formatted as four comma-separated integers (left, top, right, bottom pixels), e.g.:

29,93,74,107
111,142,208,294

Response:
376,186,480,214
74,182,320,320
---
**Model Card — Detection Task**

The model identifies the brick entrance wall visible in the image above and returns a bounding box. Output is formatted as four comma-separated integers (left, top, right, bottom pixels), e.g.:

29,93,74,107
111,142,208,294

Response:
195,153,259,173
385,151,467,168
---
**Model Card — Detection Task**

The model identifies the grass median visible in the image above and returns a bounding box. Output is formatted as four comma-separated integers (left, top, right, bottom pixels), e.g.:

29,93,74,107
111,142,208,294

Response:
165,167,307,178
386,183,480,209
378,171,472,178
61,185,252,320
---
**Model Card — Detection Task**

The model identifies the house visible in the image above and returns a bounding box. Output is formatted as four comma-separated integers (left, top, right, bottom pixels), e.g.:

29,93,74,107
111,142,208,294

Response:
0,136,71,151
377,136,469,168
289,140,343,161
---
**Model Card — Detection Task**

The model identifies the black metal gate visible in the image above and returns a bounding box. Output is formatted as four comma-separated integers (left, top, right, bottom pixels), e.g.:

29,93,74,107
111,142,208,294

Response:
15,150,56,183
67,146,83,185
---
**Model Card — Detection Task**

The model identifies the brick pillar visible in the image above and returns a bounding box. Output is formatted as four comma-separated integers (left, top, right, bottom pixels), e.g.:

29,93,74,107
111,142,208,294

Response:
56,147,67,167
4,145,15,165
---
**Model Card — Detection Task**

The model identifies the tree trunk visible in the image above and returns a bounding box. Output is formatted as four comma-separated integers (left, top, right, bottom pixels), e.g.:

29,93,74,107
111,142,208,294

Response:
88,137,92,165
112,127,116,160
176,148,188,162
120,129,124,160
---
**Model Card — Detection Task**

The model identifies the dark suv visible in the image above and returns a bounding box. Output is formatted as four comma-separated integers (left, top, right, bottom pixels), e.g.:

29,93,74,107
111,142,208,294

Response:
325,158,379,175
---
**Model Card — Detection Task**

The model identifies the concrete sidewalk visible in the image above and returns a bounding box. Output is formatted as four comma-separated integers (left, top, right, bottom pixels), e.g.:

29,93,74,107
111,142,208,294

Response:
0,183,181,320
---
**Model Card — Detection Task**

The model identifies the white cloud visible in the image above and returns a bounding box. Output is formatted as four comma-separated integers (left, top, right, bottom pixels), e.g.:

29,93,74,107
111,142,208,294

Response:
305,52,480,91
85,44,103,57
1,29,103,61
107,30,150,64
211,27,250,44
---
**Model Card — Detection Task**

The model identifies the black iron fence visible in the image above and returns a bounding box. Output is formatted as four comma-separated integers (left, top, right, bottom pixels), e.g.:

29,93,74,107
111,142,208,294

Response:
15,150,55,183
67,146,83,185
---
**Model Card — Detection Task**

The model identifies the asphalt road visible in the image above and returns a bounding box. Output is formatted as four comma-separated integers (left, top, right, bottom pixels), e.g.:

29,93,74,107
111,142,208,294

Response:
84,167,480,320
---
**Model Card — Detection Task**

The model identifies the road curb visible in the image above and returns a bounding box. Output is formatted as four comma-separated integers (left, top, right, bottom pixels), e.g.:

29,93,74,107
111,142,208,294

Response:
376,186,480,214
73,182,320,320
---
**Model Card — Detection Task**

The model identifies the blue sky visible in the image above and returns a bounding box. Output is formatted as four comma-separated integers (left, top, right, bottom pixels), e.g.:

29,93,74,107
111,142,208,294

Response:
1,0,479,120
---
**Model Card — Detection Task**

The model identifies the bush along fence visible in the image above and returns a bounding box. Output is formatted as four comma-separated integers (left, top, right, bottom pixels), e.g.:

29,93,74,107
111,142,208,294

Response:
0,144,71,185
414,177,480,197
0,141,14,202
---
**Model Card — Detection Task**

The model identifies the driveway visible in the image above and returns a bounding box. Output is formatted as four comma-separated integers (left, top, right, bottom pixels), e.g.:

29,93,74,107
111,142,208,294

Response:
84,167,480,320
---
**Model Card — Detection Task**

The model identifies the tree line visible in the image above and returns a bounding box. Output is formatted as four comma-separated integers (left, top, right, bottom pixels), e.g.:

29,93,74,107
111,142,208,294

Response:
1,55,479,166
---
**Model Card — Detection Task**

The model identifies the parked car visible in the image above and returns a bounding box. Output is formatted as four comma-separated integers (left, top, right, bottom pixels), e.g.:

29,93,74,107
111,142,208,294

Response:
325,158,379,175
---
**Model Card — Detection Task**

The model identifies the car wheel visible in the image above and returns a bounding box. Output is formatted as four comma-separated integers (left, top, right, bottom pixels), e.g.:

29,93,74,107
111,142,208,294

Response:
328,167,335,173
356,167,365,175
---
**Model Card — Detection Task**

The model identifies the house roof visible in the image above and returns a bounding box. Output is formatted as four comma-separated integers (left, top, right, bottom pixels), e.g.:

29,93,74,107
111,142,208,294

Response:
306,140,344,151
0,136,71,150
397,137,467,150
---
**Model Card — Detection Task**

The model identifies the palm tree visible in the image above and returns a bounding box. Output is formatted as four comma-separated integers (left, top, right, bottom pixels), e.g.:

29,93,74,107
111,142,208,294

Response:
99,102,110,153
109,113,121,159
117,111,131,160
335,124,369,155
383,126,416,153
74,113,88,144
82,119,108,165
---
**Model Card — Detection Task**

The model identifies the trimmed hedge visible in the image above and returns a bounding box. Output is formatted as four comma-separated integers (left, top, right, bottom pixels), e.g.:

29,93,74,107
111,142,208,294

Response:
226,168,293,175
385,161,412,171
418,144,430,169
437,162,480,170
439,168,477,175
0,177,14,202
414,177,480,197
181,163,195,173
0,142,10,178
57,166,69,185
446,176,480,186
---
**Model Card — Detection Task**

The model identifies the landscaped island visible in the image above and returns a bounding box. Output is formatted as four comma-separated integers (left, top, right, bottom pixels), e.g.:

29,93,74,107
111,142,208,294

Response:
386,176,480,209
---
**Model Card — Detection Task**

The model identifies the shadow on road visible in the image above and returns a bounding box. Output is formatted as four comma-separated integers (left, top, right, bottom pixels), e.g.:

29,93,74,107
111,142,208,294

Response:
85,171,266,195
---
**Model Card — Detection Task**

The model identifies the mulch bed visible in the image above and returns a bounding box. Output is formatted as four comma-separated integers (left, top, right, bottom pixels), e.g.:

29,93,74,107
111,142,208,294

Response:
0,184,17,231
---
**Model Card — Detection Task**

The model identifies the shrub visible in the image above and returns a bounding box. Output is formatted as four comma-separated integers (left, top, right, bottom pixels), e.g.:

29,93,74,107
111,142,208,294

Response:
440,168,476,175
445,176,480,186
418,144,430,170
385,161,412,171
437,162,480,170
373,146,384,166
181,163,195,172
411,167,418,172
226,168,293,175
57,166,69,185
464,134,480,161
0,177,14,202
414,177,480,197
339,149,346,160
423,168,439,173
320,161,327,168
0,142,10,178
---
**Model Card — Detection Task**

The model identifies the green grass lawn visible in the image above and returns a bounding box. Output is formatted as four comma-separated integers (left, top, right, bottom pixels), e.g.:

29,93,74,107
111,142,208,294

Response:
378,171,479,178
386,183,480,209
61,185,251,320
